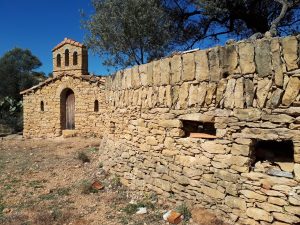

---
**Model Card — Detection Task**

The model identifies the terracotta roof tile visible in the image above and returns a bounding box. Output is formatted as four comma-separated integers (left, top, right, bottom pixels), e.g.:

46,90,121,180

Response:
52,38,86,52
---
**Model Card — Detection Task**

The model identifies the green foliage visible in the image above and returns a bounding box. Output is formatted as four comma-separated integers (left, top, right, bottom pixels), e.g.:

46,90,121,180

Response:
0,96,23,132
0,48,43,101
80,180,98,194
176,203,191,222
77,151,90,163
122,200,154,215
56,187,71,196
0,48,44,133
83,0,174,67
110,175,122,190
84,0,300,68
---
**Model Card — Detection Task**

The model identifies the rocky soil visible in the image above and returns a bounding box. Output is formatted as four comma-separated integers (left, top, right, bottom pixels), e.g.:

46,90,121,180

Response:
0,135,228,225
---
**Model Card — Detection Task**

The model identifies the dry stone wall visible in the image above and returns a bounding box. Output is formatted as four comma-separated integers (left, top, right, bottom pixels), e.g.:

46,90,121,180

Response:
100,36,300,225
23,75,106,138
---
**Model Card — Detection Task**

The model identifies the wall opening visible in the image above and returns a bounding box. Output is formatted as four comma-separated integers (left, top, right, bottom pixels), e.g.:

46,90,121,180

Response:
94,100,99,112
57,54,61,67
73,52,78,65
181,120,216,139
65,49,69,66
251,140,294,165
40,101,44,112
60,88,75,130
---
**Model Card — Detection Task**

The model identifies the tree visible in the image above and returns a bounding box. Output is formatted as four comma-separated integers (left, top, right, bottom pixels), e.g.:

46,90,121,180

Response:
168,0,300,48
84,0,300,67
0,48,42,101
83,0,174,67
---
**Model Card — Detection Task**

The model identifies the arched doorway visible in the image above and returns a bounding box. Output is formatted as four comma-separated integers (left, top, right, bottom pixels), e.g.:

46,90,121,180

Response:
60,88,75,130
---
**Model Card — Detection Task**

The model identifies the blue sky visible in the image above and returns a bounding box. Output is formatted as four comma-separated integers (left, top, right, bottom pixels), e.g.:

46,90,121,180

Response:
0,0,112,76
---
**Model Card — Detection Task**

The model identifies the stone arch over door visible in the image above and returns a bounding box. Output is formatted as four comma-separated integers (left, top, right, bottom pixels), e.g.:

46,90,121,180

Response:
60,88,75,130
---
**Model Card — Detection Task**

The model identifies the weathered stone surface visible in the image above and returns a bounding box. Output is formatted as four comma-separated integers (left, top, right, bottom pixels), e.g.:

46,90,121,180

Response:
220,45,239,75
282,36,298,71
202,142,226,154
170,55,182,85
239,41,255,74
234,77,244,108
282,77,300,106
201,185,225,199
175,155,210,167
160,57,170,85
152,60,161,86
256,202,283,212
198,82,207,106
146,136,158,145
233,108,261,121
246,207,273,222
224,79,236,108
225,196,246,211
195,50,209,81
289,195,300,206
158,119,182,128
183,167,203,178
230,155,249,166
231,144,250,156
154,178,171,192
271,39,284,87
182,52,195,81
294,164,300,181
270,89,284,108
255,39,272,77
216,79,227,105
188,84,198,106
205,82,217,105
208,48,221,81
257,78,272,108
240,190,267,201
268,197,288,206
284,206,300,215
273,212,300,224
262,114,294,123
179,113,214,122
177,82,189,109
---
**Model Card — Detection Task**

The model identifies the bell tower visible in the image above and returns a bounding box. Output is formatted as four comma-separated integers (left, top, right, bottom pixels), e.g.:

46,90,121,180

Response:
52,38,88,77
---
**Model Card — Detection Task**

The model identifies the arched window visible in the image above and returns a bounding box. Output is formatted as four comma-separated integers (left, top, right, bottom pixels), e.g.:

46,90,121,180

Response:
57,54,61,67
73,52,78,65
41,101,44,112
94,100,99,112
65,49,69,66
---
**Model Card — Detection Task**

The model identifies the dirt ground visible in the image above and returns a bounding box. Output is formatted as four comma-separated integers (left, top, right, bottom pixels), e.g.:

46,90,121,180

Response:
0,136,228,225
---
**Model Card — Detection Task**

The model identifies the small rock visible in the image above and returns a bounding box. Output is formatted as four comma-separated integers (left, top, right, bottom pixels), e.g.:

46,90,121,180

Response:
136,207,147,215
163,210,182,224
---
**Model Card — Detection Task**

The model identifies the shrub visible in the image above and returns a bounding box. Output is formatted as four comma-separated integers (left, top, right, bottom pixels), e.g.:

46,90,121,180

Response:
176,203,191,222
77,152,90,163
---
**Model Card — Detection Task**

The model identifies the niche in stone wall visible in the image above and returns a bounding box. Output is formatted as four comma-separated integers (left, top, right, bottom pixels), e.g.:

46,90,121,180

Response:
250,140,294,178
181,120,216,139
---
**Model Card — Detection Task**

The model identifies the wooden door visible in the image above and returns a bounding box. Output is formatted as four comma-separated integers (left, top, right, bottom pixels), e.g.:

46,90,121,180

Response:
65,91,75,129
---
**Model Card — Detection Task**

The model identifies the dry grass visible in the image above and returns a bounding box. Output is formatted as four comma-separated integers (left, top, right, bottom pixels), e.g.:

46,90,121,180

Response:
0,136,229,225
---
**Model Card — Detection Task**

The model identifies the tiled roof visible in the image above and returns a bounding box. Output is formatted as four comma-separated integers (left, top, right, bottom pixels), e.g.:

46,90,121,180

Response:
52,38,86,52
20,73,106,95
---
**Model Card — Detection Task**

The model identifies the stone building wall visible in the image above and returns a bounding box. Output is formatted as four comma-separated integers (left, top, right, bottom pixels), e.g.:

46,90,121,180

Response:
52,39,88,77
23,75,106,138
99,36,300,225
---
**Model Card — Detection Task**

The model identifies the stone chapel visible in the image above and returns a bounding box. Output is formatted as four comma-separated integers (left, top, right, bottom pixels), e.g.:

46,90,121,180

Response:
21,38,106,138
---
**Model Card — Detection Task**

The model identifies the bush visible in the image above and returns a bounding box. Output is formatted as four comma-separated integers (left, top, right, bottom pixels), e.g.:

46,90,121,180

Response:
176,203,191,222
77,152,90,163
0,97,23,133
